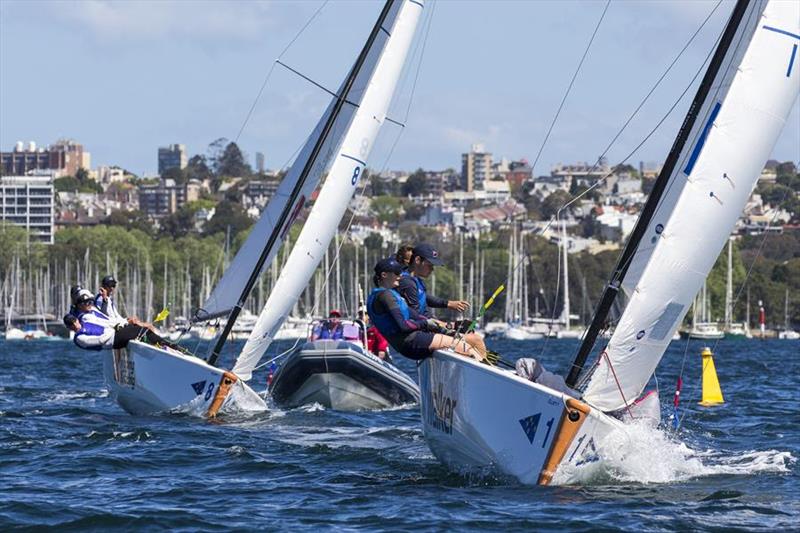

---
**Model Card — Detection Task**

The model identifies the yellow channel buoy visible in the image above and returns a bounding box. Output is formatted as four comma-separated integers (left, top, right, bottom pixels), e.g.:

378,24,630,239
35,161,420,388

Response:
699,346,724,406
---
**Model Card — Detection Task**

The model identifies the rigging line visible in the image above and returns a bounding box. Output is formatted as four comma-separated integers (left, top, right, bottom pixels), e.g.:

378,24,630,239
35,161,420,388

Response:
400,0,436,123
275,60,339,100
561,0,725,217
257,0,436,369
234,0,330,143
529,0,611,178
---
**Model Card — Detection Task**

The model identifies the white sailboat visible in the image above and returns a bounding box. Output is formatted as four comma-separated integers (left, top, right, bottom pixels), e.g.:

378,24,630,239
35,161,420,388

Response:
237,0,423,410
778,289,800,340
102,0,423,416
418,0,799,485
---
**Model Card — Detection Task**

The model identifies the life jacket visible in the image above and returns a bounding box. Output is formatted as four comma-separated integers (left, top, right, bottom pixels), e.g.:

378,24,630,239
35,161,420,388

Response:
94,293,121,321
367,287,410,337
73,321,106,351
78,308,117,329
412,276,427,316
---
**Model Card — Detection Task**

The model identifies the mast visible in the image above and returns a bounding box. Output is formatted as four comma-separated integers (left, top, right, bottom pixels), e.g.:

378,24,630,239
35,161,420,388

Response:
207,0,399,366
725,236,733,328
565,0,752,387
562,219,570,330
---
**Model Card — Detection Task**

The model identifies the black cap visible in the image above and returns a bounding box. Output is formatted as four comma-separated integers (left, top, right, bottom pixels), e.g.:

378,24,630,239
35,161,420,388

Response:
374,256,404,275
413,243,444,266
70,285,83,304
102,275,117,288
76,289,94,305
63,314,78,328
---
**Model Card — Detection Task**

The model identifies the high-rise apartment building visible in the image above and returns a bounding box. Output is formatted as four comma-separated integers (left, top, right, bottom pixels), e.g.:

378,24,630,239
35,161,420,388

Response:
255,152,265,173
0,173,55,244
157,144,187,175
1,140,90,177
461,144,492,192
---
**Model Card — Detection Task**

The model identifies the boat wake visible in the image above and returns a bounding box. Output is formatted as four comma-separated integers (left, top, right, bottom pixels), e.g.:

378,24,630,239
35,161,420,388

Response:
555,421,794,485
171,381,269,418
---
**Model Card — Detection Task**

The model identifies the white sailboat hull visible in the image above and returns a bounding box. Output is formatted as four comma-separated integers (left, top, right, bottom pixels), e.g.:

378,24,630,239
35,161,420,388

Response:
102,341,265,416
419,350,622,485
778,330,800,340
503,326,544,341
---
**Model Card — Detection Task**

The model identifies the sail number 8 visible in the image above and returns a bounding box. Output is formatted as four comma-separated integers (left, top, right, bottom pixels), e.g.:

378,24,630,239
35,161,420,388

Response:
351,166,362,185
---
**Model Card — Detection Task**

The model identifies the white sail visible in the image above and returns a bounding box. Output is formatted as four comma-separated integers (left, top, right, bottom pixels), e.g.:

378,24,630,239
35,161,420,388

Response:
197,1,411,322
584,0,799,411
232,0,424,381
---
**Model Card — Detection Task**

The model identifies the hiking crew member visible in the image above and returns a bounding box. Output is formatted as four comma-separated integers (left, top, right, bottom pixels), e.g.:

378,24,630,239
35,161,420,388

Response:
397,243,469,316
367,257,484,362
397,243,486,356
395,243,414,275
95,275,124,322
67,291,179,351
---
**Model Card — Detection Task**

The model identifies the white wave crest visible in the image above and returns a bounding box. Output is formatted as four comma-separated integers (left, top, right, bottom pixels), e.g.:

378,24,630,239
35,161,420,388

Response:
556,421,794,485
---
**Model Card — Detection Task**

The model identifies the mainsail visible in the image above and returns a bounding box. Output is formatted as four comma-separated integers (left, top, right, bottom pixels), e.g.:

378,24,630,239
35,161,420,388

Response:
578,0,799,411
196,1,410,365
232,0,424,381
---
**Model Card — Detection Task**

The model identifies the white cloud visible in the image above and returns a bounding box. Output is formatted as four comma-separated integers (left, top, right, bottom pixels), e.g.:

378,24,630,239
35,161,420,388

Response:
46,0,281,42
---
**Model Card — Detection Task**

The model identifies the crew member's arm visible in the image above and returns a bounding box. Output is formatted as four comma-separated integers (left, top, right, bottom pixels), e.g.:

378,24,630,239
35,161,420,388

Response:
427,294,469,313
396,277,422,313
74,328,115,350
376,291,427,333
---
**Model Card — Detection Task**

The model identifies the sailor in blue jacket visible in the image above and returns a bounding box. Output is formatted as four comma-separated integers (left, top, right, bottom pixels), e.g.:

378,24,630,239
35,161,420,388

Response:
367,257,485,362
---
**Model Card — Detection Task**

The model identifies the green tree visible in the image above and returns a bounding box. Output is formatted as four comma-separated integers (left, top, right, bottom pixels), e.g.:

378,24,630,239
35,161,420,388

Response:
186,154,212,182
105,210,154,236
217,142,251,178
370,196,403,223
203,200,253,237
540,190,572,219
54,175,103,193
402,168,426,196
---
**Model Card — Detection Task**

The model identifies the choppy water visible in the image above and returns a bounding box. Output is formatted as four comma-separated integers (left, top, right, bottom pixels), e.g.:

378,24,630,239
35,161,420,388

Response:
1,337,797,530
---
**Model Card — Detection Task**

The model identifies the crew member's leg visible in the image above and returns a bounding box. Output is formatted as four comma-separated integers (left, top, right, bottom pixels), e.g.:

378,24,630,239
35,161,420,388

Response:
112,324,147,349
428,333,485,362
463,332,487,358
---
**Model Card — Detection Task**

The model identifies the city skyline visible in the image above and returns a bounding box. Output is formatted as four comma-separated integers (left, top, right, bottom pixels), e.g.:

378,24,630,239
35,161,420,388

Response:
1,0,798,177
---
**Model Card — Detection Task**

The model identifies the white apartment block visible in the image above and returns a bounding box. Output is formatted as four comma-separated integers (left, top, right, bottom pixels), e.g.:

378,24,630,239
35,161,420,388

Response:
0,174,55,244
462,144,492,192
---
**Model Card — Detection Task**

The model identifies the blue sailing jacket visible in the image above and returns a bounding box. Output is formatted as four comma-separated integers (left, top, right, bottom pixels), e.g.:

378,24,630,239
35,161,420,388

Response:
367,287,410,337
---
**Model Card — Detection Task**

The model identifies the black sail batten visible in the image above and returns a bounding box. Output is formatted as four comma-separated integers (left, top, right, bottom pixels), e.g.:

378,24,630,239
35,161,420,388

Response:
207,0,397,367
564,0,752,388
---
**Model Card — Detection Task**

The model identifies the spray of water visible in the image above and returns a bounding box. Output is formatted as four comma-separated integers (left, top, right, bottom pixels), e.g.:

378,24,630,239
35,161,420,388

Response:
554,421,794,485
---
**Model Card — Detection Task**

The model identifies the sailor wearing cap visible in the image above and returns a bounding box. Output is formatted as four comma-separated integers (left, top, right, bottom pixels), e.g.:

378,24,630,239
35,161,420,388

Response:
95,275,124,323
366,257,485,362
397,243,470,317
397,243,486,357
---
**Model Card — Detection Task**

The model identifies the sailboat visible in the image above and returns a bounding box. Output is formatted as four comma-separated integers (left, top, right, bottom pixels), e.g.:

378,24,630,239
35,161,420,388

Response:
101,0,423,416
777,289,800,340
242,0,423,410
417,0,798,485
722,236,751,338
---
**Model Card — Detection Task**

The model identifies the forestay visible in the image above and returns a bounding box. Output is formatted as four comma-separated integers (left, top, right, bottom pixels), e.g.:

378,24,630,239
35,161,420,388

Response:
195,0,409,322
233,0,424,381
583,0,800,412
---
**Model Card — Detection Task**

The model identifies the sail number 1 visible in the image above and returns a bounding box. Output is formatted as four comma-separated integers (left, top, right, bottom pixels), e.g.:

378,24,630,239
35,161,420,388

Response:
519,412,555,448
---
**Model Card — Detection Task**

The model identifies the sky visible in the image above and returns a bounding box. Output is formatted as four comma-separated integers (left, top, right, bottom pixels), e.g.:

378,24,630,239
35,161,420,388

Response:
1,0,798,177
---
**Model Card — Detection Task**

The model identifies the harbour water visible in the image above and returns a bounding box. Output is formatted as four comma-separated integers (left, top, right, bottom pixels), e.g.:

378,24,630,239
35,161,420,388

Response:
1,338,797,530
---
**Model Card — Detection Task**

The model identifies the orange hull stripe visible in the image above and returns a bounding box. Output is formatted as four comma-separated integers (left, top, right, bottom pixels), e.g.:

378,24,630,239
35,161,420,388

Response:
538,398,591,485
